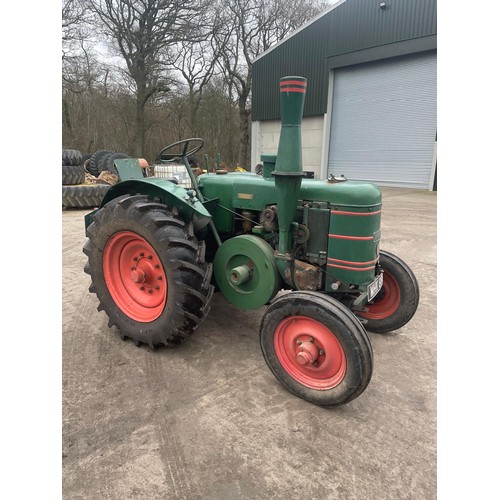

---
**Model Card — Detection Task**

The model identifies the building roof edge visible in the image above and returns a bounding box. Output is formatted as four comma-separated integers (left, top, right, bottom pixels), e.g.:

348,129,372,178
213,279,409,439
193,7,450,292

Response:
252,0,347,64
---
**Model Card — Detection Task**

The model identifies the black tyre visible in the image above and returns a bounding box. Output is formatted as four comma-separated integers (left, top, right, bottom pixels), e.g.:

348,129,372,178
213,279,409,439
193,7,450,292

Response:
260,291,373,406
80,153,92,166
358,250,419,334
62,148,82,166
83,194,214,347
98,152,130,177
87,150,114,177
62,164,85,185
62,184,110,208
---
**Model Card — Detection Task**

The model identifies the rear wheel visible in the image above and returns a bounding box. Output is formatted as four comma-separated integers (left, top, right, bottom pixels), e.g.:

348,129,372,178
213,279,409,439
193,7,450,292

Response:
83,194,214,347
358,250,419,334
260,291,373,406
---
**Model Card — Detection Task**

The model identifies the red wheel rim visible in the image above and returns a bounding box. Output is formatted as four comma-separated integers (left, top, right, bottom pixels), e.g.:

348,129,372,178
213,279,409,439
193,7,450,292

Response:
274,316,347,390
360,271,400,320
103,231,167,322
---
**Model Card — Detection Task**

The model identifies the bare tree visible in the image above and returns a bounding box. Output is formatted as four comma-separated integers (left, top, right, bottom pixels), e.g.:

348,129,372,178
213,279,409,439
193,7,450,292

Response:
85,0,210,156
62,0,94,65
170,38,222,136
215,0,329,168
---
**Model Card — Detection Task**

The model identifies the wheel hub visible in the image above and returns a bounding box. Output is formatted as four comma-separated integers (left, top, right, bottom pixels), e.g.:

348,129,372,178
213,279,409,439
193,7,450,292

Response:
360,271,400,320
103,231,167,322
131,267,146,283
295,340,319,366
273,316,347,390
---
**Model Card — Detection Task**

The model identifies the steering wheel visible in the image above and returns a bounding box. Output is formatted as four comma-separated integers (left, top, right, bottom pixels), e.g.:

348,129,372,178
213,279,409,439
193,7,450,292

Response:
157,138,204,163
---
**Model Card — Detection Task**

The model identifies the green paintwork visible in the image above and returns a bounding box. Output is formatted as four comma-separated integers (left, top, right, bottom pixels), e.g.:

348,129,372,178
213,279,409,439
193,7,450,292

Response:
113,158,146,181
199,172,382,289
260,154,276,178
274,76,306,176
300,178,381,207
213,235,281,309
199,174,381,216
326,206,382,289
99,178,212,232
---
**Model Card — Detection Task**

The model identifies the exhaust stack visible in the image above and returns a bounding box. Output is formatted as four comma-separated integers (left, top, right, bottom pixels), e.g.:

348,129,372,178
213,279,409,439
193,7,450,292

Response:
273,76,307,257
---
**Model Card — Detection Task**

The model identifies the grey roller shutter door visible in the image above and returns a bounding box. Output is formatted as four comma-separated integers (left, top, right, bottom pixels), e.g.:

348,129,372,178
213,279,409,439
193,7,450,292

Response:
328,51,437,189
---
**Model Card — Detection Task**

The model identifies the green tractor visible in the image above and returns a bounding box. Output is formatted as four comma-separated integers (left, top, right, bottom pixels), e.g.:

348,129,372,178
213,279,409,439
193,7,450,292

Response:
83,76,419,407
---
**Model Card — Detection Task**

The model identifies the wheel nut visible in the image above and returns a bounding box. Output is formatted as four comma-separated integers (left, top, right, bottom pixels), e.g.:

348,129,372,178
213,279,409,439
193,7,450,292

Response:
154,264,160,269
319,349,325,356
140,286,145,291
148,289,153,294
155,286,160,290
148,255,153,260
296,340,302,345
157,276,162,280
133,257,138,261
140,253,144,257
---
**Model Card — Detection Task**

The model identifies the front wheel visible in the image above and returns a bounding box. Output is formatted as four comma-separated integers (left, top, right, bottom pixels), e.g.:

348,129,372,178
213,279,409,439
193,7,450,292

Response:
260,291,373,406
358,250,419,334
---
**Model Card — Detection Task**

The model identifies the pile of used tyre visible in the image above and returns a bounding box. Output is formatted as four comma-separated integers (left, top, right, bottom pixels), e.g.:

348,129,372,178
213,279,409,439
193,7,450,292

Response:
62,149,130,209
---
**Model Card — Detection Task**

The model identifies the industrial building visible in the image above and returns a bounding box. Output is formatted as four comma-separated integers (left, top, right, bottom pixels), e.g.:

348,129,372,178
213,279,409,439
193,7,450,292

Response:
251,0,437,190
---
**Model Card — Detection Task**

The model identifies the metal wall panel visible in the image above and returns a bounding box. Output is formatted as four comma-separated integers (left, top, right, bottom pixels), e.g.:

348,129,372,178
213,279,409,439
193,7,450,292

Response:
327,51,436,189
252,0,437,121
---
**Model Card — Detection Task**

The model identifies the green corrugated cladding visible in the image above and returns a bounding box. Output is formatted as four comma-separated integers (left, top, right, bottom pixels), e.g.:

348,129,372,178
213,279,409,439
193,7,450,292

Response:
252,0,437,120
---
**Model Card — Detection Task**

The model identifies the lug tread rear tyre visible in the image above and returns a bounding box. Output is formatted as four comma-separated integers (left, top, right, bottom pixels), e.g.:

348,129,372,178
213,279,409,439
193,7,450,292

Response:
62,164,85,185
83,194,214,347
62,149,82,166
62,184,110,208
260,291,373,407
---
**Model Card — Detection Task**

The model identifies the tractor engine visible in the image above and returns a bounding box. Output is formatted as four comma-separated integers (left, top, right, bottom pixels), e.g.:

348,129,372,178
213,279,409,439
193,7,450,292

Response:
198,171,382,298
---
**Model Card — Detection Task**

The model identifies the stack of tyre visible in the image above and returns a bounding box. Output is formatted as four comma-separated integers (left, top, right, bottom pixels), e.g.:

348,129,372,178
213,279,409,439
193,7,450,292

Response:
62,149,129,209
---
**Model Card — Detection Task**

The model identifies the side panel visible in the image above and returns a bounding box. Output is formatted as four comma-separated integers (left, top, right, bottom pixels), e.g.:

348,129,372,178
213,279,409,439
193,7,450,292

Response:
199,173,278,234
198,175,236,234
326,206,381,288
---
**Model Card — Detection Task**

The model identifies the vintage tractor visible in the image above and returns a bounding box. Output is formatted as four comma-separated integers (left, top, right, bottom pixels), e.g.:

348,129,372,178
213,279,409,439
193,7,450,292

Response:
83,76,419,407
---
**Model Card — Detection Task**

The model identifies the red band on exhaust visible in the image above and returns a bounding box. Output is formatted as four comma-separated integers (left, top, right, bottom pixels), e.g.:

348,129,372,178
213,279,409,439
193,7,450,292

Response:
280,80,307,87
